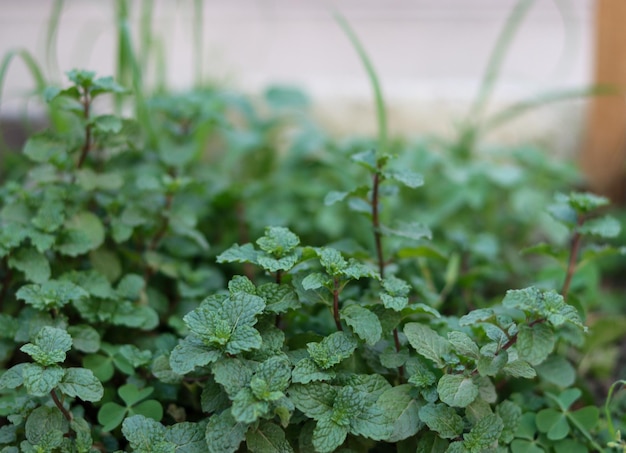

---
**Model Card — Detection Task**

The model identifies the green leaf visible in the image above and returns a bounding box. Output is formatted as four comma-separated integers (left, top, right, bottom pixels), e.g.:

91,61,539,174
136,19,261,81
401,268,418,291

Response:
22,363,65,396
232,388,269,423
169,335,221,375
119,383,154,406
476,350,508,376
324,191,349,206
20,326,72,366
291,358,335,384
205,411,247,453
578,215,621,238
316,248,347,276
212,358,254,397
25,406,67,448
256,226,300,256
121,415,168,451
246,422,294,453
130,399,163,423
23,132,67,164
536,409,569,440
377,384,423,442
67,325,100,353
301,273,329,291
463,414,503,452
99,402,128,432
0,363,27,389
404,323,450,368
216,243,259,265
307,332,358,369
93,114,123,133
58,367,103,402
459,309,494,326
496,400,522,444
351,149,377,170
517,323,555,366
250,356,292,401
447,331,480,359
384,169,424,188
569,406,599,432
16,280,88,311
535,355,575,387
416,431,449,452
418,403,464,439
380,275,411,311
380,221,432,241
7,248,50,283
312,416,348,453
166,421,206,451
288,383,336,419
56,211,105,256
503,287,584,330
502,359,536,379
437,374,478,408
340,305,382,345
257,283,300,314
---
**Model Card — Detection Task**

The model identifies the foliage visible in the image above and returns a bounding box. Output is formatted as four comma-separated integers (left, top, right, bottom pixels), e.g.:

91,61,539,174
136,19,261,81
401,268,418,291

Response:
0,66,623,453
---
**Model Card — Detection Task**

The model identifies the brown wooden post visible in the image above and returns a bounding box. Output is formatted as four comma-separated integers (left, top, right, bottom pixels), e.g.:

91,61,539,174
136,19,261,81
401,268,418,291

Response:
582,0,626,202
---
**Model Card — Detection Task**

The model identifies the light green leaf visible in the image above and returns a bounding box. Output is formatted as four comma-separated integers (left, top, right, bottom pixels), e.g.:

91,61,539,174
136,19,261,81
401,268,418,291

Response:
57,211,105,256
324,191,349,206
58,367,104,402
23,132,67,163
384,169,424,188
418,403,464,439
20,326,72,366
250,356,292,401
25,406,67,447
476,350,508,376
246,422,294,453
121,415,168,451
448,331,480,359
536,409,569,440
67,325,100,353
502,359,536,379
232,388,269,423
316,248,347,276
377,384,423,442
22,363,65,396
169,335,221,375
536,355,575,387
312,416,348,453
212,358,254,397
291,358,335,384
437,374,478,408
459,309,494,326
93,114,123,133
497,401,522,444
340,305,382,345
16,280,88,311
380,221,432,241
404,323,450,368
216,243,259,265
463,414,503,452
257,283,300,314
7,248,50,283
517,323,555,366
307,332,358,369
0,363,27,389
256,226,300,256
301,273,328,291
288,383,336,419
165,421,206,451
205,411,247,453
578,215,621,238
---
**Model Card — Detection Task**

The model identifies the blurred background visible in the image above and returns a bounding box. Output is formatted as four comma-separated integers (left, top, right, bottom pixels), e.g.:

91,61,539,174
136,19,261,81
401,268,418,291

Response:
0,0,624,199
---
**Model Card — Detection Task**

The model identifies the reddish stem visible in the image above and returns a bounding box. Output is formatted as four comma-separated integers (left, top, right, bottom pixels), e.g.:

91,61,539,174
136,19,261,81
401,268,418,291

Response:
77,88,92,169
333,277,343,332
561,216,585,302
50,389,72,422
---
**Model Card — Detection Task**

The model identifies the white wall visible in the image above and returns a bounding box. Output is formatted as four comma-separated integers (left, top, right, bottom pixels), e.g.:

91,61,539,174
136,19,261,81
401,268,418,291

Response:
0,0,595,151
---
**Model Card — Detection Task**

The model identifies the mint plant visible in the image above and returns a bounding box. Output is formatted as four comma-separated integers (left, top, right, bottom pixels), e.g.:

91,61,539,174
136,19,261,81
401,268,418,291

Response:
0,68,624,452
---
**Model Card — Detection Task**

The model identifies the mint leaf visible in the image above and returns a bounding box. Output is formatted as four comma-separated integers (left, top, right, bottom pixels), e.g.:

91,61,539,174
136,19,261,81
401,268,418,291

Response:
377,384,422,442
246,421,293,453
257,283,300,314
57,211,105,256
437,374,479,408
384,169,424,188
212,358,254,397
121,415,168,452
25,406,67,448
58,367,104,402
448,331,480,359
23,132,67,164
22,363,65,396
497,400,522,444
205,411,247,453
404,323,450,368
217,243,259,265
288,383,335,419
579,215,621,238
380,221,432,241
7,248,50,284
67,325,101,353
316,248,347,276
380,276,411,311
312,416,348,453
232,388,269,423
307,332,358,369
536,355,576,387
169,335,221,375
250,356,291,401
20,326,72,366
301,273,329,291
517,322,555,366
463,414,504,452
16,280,88,311
502,359,536,378
0,363,27,389
418,403,464,439
340,305,382,345
256,226,300,256
291,358,335,384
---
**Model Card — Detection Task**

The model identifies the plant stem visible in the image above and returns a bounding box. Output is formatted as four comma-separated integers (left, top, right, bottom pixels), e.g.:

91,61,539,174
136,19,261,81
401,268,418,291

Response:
0,260,12,311
77,88,92,168
50,389,72,422
333,277,343,332
148,193,173,251
561,216,584,302
236,200,255,282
